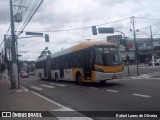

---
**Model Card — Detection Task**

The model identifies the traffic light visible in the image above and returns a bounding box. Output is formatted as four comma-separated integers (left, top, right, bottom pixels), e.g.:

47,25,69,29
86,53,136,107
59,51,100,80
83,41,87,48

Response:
126,55,130,61
120,38,126,46
45,34,49,42
91,26,97,35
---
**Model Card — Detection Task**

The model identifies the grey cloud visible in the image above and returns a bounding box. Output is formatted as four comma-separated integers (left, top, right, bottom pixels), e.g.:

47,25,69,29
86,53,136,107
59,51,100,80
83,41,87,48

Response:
0,1,10,24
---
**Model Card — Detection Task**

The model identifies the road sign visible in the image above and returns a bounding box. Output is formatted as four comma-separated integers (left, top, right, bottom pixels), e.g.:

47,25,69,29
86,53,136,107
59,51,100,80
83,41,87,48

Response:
45,34,49,42
91,26,97,35
107,35,122,41
98,27,114,34
26,32,43,36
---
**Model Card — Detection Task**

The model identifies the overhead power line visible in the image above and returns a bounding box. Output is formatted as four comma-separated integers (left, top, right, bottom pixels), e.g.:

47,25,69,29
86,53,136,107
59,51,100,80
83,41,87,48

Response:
17,0,44,36
23,17,130,33
135,17,160,21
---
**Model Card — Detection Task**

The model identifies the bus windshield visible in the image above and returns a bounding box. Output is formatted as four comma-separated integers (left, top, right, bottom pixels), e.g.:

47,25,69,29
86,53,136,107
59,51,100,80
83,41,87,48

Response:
95,46,122,66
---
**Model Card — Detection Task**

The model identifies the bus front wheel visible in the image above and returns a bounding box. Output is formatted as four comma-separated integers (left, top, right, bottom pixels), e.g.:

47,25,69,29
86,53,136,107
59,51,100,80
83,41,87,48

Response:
100,80,106,84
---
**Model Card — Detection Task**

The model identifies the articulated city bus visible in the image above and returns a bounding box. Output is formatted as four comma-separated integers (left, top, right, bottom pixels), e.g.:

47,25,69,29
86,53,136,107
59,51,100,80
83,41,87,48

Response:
35,41,124,84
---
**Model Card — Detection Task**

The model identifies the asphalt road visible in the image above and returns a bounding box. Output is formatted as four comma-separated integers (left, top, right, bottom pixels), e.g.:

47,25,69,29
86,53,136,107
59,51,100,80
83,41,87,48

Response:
20,71,160,120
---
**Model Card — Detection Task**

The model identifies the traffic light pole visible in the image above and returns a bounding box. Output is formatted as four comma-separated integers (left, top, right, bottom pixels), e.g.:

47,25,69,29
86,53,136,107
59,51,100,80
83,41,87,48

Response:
114,30,130,76
132,16,139,76
150,26,155,67
10,0,18,88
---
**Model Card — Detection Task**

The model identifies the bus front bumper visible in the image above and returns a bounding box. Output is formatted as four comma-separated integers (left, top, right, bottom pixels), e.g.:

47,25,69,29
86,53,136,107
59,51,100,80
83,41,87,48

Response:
95,71,124,81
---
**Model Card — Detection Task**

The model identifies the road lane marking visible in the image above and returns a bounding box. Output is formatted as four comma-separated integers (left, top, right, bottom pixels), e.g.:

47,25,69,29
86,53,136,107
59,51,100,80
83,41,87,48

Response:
50,83,67,87
40,84,55,88
31,86,43,91
89,87,98,90
106,90,119,93
132,93,151,98
31,91,93,120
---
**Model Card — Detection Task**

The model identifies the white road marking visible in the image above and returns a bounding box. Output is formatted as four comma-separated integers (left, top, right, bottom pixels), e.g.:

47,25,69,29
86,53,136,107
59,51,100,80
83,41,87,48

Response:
89,87,98,90
132,93,151,98
40,84,55,88
31,86,43,91
106,90,119,93
50,83,67,87
31,91,93,120
17,86,29,92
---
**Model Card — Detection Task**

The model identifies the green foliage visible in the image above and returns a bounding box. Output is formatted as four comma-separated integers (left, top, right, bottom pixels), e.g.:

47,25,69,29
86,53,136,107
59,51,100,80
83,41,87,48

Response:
38,47,51,58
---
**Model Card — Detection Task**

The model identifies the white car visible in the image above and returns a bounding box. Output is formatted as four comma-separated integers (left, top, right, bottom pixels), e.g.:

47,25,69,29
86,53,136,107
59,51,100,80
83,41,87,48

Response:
148,59,160,66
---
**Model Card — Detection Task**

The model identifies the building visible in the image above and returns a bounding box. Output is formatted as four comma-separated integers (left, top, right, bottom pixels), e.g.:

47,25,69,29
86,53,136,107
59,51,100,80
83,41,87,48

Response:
108,38,160,64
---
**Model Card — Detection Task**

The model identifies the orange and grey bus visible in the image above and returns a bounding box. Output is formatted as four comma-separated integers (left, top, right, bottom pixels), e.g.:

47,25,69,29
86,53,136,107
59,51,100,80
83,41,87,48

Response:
35,41,124,84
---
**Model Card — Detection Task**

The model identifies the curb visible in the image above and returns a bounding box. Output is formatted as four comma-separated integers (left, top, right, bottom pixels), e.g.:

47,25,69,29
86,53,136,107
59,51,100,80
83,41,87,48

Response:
22,86,93,120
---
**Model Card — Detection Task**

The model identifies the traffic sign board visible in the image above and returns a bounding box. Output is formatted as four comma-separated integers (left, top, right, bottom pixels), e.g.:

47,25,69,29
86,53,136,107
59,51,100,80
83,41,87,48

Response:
26,32,43,36
107,35,122,41
98,27,114,34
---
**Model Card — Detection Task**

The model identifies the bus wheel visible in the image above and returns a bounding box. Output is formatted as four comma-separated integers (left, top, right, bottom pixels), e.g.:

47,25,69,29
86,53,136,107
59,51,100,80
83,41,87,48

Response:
76,72,83,85
55,73,59,83
39,73,42,80
100,80,106,84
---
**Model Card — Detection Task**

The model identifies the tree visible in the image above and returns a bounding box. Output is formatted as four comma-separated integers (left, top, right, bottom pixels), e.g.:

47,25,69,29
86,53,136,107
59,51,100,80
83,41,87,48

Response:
38,47,51,58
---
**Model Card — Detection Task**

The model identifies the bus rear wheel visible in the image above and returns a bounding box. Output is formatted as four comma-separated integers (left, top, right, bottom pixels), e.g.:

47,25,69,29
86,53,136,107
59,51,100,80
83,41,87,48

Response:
55,73,59,83
76,72,83,85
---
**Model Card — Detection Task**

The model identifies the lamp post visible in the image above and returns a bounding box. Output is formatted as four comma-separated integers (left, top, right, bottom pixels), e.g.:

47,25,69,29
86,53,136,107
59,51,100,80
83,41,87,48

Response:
130,16,139,76
150,26,155,67
136,26,154,67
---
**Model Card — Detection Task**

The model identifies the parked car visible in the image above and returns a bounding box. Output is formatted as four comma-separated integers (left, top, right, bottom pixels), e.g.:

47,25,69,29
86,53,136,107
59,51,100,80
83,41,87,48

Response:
148,59,160,66
20,71,29,78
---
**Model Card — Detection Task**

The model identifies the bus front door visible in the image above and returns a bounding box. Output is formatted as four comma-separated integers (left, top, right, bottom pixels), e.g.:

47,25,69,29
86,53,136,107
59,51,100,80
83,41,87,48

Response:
60,57,64,79
47,55,51,80
83,51,92,80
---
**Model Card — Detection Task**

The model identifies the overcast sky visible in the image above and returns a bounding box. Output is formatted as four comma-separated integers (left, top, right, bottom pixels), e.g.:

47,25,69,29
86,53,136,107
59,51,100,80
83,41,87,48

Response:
0,0,160,61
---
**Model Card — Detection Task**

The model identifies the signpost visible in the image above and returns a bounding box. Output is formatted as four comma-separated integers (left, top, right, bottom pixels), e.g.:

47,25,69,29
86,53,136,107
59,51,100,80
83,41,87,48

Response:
107,35,122,41
26,32,43,36
98,27,114,34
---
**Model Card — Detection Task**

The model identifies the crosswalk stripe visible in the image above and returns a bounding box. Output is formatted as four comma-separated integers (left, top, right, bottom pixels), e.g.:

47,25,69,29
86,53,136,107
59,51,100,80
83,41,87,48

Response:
106,90,119,93
40,84,55,88
50,83,67,87
132,93,151,98
31,86,43,90
89,87,98,90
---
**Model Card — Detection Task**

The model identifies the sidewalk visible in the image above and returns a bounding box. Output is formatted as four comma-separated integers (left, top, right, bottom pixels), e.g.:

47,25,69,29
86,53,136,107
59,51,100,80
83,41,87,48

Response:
0,78,93,120
0,78,61,120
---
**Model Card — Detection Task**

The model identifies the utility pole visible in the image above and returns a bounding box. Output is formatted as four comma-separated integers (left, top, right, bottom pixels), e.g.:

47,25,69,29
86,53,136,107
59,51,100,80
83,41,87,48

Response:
150,26,155,67
131,16,139,76
4,35,9,80
10,0,18,88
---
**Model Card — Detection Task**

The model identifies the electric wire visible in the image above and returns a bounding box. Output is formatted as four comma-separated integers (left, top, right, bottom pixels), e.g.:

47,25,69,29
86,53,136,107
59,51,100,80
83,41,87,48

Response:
135,17,160,21
16,0,39,35
24,17,130,33
17,0,43,36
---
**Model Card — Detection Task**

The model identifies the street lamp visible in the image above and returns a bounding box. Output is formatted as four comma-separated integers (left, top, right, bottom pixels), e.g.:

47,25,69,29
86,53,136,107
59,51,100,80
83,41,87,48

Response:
130,28,140,76
136,27,155,67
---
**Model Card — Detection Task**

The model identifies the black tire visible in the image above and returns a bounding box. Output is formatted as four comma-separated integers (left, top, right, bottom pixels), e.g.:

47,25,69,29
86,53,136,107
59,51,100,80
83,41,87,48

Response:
76,72,83,85
100,80,106,84
55,73,59,83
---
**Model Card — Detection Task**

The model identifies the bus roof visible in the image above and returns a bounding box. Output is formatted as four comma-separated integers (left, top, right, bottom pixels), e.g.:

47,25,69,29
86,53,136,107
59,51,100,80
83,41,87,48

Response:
36,55,47,62
36,40,116,61
71,40,116,52
50,40,116,58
